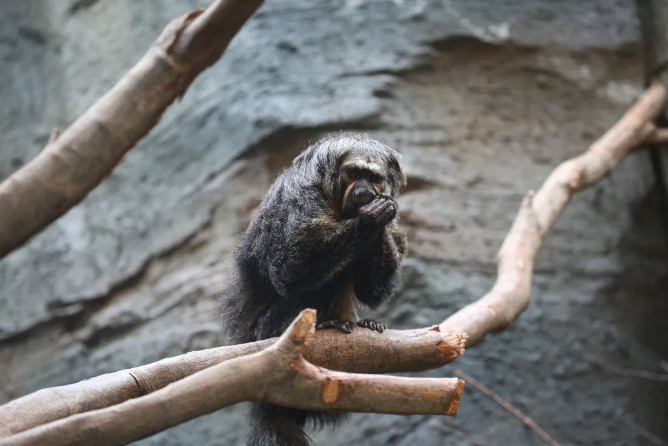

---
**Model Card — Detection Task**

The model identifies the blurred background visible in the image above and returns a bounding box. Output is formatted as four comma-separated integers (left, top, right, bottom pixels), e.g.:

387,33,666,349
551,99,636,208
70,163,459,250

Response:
1,1,667,445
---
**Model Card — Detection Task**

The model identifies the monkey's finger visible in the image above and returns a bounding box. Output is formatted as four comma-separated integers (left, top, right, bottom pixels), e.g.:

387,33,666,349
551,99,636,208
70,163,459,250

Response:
367,199,392,217
375,201,397,226
362,199,384,213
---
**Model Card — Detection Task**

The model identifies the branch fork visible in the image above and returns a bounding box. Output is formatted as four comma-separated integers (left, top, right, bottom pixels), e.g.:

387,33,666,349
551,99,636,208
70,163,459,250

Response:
0,310,463,446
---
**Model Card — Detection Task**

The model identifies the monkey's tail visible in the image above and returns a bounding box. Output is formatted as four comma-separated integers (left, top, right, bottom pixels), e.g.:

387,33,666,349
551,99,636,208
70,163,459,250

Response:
247,404,310,446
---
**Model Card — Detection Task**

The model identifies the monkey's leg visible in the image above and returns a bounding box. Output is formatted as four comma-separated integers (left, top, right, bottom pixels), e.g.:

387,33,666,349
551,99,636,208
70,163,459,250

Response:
316,320,356,334
356,319,387,333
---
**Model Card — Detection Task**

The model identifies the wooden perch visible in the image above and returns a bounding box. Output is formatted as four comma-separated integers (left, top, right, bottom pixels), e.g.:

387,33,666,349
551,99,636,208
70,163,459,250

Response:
0,310,464,446
0,0,265,259
1,82,666,442
0,327,466,438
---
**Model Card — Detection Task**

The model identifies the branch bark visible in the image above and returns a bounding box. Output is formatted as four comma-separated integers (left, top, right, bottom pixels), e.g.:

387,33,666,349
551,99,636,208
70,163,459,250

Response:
0,310,464,446
0,0,265,259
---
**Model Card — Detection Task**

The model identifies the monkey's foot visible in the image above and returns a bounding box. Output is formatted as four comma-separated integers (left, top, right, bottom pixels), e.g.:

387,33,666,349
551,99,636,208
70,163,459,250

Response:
316,320,356,334
356,319,387,333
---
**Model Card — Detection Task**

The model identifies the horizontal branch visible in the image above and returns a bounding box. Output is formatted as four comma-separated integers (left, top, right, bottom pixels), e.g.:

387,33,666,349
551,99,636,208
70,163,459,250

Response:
0,310,464,446
0,0,265,259
0,327,466,438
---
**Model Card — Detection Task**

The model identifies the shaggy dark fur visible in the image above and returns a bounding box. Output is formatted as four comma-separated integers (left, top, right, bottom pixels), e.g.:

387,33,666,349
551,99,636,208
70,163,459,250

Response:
221,133,407,446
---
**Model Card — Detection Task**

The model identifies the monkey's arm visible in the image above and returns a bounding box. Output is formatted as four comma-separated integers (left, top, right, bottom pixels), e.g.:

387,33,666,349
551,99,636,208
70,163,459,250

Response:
266,196,394,297
353,223,407,309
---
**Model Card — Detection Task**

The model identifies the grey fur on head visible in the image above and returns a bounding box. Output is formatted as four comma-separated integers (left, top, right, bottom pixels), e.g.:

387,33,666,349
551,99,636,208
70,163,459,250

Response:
287,133,407,206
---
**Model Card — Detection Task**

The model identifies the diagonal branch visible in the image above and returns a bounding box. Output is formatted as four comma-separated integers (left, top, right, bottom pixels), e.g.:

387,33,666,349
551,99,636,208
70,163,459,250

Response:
440,81,668,347
457,370,561,446
0,0,265,259
0,310,464,446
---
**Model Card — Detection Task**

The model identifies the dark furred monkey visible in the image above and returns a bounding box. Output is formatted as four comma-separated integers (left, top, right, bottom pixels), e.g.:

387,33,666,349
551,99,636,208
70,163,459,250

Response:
221,133,407,446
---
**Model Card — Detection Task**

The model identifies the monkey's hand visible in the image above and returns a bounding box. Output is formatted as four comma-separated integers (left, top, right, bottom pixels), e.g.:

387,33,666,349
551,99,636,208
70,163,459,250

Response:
359,194,397,228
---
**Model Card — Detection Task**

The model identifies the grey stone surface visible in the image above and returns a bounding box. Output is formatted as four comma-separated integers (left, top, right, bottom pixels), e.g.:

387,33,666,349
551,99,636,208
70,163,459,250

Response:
1,0,667,445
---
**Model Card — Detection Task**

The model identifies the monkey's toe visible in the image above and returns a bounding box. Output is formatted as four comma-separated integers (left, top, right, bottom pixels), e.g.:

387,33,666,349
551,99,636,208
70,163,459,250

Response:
357,319,387,333
316,320,355,334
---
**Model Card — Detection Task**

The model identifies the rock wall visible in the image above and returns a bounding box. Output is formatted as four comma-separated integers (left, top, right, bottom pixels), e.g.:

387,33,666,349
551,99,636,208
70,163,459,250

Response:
1,1,667,445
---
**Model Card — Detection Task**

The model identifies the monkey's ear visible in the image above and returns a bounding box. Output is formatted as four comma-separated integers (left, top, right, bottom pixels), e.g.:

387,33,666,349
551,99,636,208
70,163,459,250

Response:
389,157,407,195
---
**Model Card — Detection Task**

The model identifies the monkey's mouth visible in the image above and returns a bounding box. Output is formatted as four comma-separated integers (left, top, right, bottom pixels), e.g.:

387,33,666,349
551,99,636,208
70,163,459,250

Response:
341,187,375,219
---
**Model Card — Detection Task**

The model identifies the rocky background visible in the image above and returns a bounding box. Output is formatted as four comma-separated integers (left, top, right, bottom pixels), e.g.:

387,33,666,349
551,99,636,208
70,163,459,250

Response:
1,1,667,445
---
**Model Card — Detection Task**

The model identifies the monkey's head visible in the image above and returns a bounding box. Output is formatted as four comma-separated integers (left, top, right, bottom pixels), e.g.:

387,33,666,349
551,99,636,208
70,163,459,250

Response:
292,133,406,219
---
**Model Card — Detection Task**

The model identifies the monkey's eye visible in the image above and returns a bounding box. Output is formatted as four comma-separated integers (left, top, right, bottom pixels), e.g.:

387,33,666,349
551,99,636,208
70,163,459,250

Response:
349,170,360,180
371,173,384,184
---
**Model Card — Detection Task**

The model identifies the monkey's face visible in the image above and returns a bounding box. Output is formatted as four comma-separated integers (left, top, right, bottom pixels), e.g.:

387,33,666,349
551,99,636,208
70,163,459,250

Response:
339,159,386,219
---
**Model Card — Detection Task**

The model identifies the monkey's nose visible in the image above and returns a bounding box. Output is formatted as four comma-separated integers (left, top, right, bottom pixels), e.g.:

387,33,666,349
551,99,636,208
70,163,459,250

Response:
354,188,376,205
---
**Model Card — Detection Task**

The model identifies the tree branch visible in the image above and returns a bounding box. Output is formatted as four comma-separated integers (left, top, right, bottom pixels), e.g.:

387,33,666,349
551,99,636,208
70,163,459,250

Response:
0,310,464,446
440,81,668,347
0,328,466,438
0,0,265,260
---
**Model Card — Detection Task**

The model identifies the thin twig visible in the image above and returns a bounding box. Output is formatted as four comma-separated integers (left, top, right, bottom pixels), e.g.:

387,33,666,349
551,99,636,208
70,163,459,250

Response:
660,360,668,373
586,354,668,382
47,128,60,145
456,370,561,446
623,417,668,446
645,126,668,145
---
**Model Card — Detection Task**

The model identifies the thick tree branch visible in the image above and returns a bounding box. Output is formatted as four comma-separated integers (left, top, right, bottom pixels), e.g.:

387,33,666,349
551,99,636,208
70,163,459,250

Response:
0,328,466,438
0,0,265,259
0,310,464,446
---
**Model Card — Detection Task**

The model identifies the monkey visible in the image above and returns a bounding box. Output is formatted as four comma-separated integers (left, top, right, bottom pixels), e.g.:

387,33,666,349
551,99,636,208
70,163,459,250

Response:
220,133,407,446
